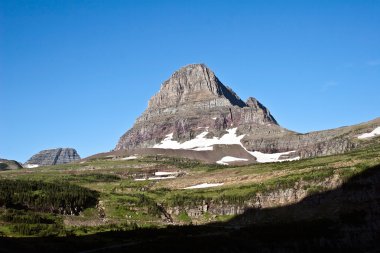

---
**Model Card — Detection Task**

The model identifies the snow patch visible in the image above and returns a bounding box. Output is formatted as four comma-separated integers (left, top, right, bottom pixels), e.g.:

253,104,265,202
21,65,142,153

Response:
153,128,245,151
148,176,176,180
24,164,39,168
216,156,248,165
184,183,224,189
249,150,300,163
358,127,380,139
212,117,217,120
154,171,178,176
153,127,300,163
192,146,214,151
134,172,178,181
134,176,176,181
122,155,138,160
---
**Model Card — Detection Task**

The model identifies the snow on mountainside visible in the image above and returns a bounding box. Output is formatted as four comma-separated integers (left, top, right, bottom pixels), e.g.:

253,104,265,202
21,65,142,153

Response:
154,127,300,163
358,127,380,139
153,128,244,151
114,64,380,164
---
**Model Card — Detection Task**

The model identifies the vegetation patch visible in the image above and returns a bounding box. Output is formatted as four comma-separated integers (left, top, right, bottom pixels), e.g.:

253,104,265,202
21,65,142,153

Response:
64,173,121,183
177,211,191,223
0,179,99,214
0,209,63,236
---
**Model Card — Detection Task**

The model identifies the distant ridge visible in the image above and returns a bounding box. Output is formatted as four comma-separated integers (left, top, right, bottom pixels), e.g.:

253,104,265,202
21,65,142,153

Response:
24,148,81,167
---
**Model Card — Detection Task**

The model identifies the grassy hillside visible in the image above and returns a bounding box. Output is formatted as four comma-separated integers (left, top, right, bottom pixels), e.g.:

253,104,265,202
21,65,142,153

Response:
1,140,380,238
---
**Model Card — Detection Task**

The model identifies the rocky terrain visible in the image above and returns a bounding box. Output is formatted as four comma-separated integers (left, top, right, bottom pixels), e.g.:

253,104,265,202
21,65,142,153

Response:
116,64,278,151
115,64,380,163
24,148,81,168
0,159,23,170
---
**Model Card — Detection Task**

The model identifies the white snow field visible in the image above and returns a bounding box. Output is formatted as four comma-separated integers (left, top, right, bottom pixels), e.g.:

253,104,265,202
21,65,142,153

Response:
154,171,178,176
357,127,380,139
24,164,39,168
183,183,224,189
153,127,300,163
134,178,147,181
216,156,249,165
134,171,179,181
153,128,245,151
148,176,176,180
134,175,177,181
122,155,138,160
248,150,300,163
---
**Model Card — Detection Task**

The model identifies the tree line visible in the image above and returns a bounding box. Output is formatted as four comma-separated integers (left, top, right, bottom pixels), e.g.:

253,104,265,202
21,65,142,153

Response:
0,179,99,215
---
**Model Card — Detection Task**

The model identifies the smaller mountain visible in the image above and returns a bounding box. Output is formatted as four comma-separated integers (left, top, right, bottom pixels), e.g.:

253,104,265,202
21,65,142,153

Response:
24,148,81,168
0,159,23,170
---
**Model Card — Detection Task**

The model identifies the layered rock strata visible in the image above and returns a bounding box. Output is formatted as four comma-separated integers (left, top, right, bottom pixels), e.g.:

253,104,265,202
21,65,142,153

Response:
116,64,279,150
115,63,379,160
24,148,81,167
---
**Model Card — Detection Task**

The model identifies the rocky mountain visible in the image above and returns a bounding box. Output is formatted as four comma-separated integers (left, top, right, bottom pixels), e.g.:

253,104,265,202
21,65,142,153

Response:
115,64,380,163
0,159,23,170
24,148,81,168
116,64,278,150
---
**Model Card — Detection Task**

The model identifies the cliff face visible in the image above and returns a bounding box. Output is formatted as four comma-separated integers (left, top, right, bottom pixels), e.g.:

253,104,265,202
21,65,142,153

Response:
24,148,81,167
115,64,279,151
147,64,247,110
115,64,379,161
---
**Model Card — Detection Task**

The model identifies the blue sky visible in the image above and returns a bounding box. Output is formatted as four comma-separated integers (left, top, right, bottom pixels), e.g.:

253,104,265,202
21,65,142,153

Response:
1,0,379,162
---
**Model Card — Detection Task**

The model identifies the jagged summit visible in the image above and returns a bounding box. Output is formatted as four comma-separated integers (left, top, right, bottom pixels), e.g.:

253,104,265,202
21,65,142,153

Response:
112,64,380,163
245,97,278,125
148,64,246,109
116,64,278,151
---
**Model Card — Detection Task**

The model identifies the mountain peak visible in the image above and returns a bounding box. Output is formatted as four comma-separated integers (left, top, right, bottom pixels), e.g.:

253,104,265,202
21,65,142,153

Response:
148,64,246,109
246,97,278,124
169,63,212,79
116,64,279,150
24,148,81,167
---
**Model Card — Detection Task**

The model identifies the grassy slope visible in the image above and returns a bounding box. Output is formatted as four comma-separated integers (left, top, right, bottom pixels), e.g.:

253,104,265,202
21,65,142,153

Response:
0,138,379,237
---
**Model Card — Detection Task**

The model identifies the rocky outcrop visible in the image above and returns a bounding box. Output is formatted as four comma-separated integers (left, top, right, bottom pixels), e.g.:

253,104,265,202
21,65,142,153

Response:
24,148,81,167
115,63,380,161
115,64,279,151
167,175,341,218
147,63,247,110
0,159,23,170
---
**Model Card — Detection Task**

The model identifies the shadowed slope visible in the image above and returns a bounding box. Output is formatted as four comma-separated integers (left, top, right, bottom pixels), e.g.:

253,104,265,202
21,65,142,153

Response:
1,163,379,253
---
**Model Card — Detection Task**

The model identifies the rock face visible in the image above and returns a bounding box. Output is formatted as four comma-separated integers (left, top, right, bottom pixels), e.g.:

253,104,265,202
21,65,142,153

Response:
115,63,379,160
0,159,23,170
167,174,342,218
116,64,278,151
24,148,81,167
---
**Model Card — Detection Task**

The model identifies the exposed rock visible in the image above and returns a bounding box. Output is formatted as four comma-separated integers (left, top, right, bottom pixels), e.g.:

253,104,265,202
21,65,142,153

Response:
0,159,23,170
24,148,81,167
115,63,380,161
115,64,279,151
167,175,342,218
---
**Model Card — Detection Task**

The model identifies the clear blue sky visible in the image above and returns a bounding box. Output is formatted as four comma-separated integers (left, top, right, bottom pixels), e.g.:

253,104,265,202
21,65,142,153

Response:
1,0,379,162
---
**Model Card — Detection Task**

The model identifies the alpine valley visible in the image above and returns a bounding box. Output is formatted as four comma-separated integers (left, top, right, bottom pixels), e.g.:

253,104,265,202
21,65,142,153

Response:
1,64,380,253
